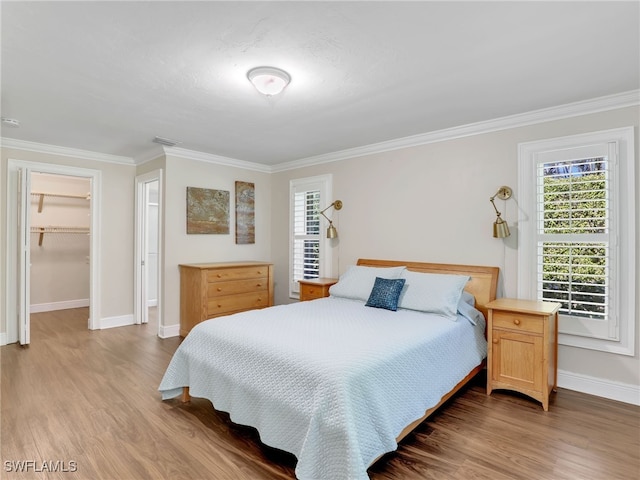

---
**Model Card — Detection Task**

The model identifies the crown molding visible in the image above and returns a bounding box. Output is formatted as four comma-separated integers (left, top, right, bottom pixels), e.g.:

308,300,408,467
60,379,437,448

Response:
272,89,640,172
163,146,273,173
0,137,135,165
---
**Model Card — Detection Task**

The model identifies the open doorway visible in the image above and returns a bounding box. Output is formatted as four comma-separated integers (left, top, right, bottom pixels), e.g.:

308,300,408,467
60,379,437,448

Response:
135,170,163,336
5,159,101,345
29,173,91,316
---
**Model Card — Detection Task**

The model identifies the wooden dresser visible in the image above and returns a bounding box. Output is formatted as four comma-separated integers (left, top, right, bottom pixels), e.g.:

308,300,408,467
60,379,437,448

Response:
179,261,274,337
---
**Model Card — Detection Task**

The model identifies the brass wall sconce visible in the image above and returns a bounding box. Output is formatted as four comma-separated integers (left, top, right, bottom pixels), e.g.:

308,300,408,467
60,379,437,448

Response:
490,186,513,238
320,200,343,238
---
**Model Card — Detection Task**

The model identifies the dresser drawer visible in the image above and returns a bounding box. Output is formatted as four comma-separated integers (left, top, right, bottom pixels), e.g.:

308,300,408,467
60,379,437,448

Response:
208,291,269,317
492,310,544,334
207,266,269,283
207,278,268,297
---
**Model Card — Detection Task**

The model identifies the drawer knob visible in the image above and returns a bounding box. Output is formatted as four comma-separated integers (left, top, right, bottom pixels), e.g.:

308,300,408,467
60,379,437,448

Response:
257,270,262,274
493,338,499,344
257,283,262,287
217,304,222,308
217,287,222,292
217,274,222,278
513,319,521,325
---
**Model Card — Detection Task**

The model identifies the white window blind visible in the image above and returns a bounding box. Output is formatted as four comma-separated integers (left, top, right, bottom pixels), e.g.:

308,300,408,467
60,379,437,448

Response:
536,153,612,334
289,175,332,297
292,190,320,286
518,127,635,356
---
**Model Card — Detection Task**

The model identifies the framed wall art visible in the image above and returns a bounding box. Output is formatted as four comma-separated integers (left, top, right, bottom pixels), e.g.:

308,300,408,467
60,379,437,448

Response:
235,181,255,244
186,187,230,234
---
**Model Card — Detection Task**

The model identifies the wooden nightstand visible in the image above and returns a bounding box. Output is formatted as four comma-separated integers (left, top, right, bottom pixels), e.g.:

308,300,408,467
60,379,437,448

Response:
486,298,561,411
298,278,338,301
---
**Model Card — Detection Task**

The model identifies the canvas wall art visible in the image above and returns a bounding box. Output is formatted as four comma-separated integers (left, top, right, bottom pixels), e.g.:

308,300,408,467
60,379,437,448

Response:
186,187,230,234
235,181,255,244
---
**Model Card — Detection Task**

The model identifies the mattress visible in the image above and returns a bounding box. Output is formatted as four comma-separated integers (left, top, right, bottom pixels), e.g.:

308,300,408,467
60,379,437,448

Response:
159,296,487,480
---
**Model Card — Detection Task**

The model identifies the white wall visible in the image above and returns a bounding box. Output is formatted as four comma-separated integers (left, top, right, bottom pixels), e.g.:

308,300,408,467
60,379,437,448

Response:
271,106,640,394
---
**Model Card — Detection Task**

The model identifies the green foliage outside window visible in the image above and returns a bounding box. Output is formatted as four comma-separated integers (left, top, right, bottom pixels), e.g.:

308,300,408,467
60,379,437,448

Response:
540,161,608,319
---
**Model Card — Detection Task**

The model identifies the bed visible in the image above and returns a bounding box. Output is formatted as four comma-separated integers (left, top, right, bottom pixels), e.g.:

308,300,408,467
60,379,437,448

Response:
159,259,499,479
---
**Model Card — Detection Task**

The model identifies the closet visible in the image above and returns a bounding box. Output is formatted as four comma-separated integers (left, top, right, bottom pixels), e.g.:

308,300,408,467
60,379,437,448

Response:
29,173,91,314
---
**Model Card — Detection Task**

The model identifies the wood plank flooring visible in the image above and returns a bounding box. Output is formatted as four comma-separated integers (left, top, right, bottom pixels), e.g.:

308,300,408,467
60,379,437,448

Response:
1,308,638,479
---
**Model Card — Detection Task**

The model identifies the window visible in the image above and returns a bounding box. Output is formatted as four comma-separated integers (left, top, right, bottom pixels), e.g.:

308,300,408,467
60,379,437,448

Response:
289,175,332,297
518,127,635,355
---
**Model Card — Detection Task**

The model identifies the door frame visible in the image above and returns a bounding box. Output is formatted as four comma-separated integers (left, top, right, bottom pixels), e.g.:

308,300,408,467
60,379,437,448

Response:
4,159,101,344
134,169,163,335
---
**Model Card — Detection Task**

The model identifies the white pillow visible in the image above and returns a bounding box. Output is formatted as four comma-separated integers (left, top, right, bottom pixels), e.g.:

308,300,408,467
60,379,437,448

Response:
457,292,485,325
329,265,407,301
397,270,470,319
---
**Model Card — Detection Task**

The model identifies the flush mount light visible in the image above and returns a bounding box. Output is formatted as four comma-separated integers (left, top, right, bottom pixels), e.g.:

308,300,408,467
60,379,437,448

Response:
247,66,291,96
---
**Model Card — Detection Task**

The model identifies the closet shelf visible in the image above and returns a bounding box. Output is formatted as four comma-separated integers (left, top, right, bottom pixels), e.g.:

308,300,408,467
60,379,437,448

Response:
31,192,90,213
30,226,90,246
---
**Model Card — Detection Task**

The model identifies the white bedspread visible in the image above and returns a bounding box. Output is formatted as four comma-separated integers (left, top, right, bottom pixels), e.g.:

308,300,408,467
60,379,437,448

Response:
159,297,487,480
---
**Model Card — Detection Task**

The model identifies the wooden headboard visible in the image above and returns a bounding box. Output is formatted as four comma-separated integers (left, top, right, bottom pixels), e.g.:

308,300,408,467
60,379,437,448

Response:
356,259,499,319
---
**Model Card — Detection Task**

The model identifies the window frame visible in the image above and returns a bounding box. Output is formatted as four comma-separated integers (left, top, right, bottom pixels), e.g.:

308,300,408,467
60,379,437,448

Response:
517,127,635,356
289,174,333,299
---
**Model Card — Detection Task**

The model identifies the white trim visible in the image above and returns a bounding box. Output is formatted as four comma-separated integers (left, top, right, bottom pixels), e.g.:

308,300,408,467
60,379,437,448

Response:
3,90,637,173
558,370,640,406
99,314,134,330
1,138,134,165
159,323,180,339
30,299,89,313
163,146,272,173
0,333,7,346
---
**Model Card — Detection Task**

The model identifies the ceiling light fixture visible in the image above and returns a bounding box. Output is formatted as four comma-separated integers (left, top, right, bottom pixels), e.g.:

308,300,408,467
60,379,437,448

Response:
247,66,291,96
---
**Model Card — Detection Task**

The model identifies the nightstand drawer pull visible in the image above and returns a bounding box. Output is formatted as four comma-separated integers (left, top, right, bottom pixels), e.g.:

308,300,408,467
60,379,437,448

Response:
493,338,498,344
513,319,521,325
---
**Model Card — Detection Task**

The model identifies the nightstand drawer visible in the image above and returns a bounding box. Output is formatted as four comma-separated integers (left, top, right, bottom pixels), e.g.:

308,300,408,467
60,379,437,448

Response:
299,278,338,301
492,311,544,334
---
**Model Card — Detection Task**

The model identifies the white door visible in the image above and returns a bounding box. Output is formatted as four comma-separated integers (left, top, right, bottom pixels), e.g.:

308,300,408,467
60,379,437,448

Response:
17,168,31,345
135,170,162,333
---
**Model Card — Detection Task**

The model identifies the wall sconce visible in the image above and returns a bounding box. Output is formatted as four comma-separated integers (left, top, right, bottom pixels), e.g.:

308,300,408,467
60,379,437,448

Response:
320,200,343,238
489,186,512,238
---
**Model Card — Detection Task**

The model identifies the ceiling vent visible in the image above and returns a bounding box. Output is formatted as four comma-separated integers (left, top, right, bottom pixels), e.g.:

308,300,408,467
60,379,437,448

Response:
153,136,181,147
1,117,21,128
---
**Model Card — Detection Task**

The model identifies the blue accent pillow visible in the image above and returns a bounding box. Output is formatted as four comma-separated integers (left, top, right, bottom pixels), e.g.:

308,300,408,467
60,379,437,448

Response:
365,277,406,311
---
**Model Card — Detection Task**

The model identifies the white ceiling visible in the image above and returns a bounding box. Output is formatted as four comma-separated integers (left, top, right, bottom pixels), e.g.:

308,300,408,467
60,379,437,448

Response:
1,1,638,166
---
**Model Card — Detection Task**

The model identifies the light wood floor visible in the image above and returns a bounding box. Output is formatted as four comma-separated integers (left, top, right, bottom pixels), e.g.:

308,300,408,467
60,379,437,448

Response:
1,308,638,479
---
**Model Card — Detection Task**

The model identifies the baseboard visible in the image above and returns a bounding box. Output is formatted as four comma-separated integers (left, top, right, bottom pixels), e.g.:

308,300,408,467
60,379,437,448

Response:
148,299,158,307
0,332,7,346
159,323,180,338
30,299,90,313
100,314,134,330
558,369,640,406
